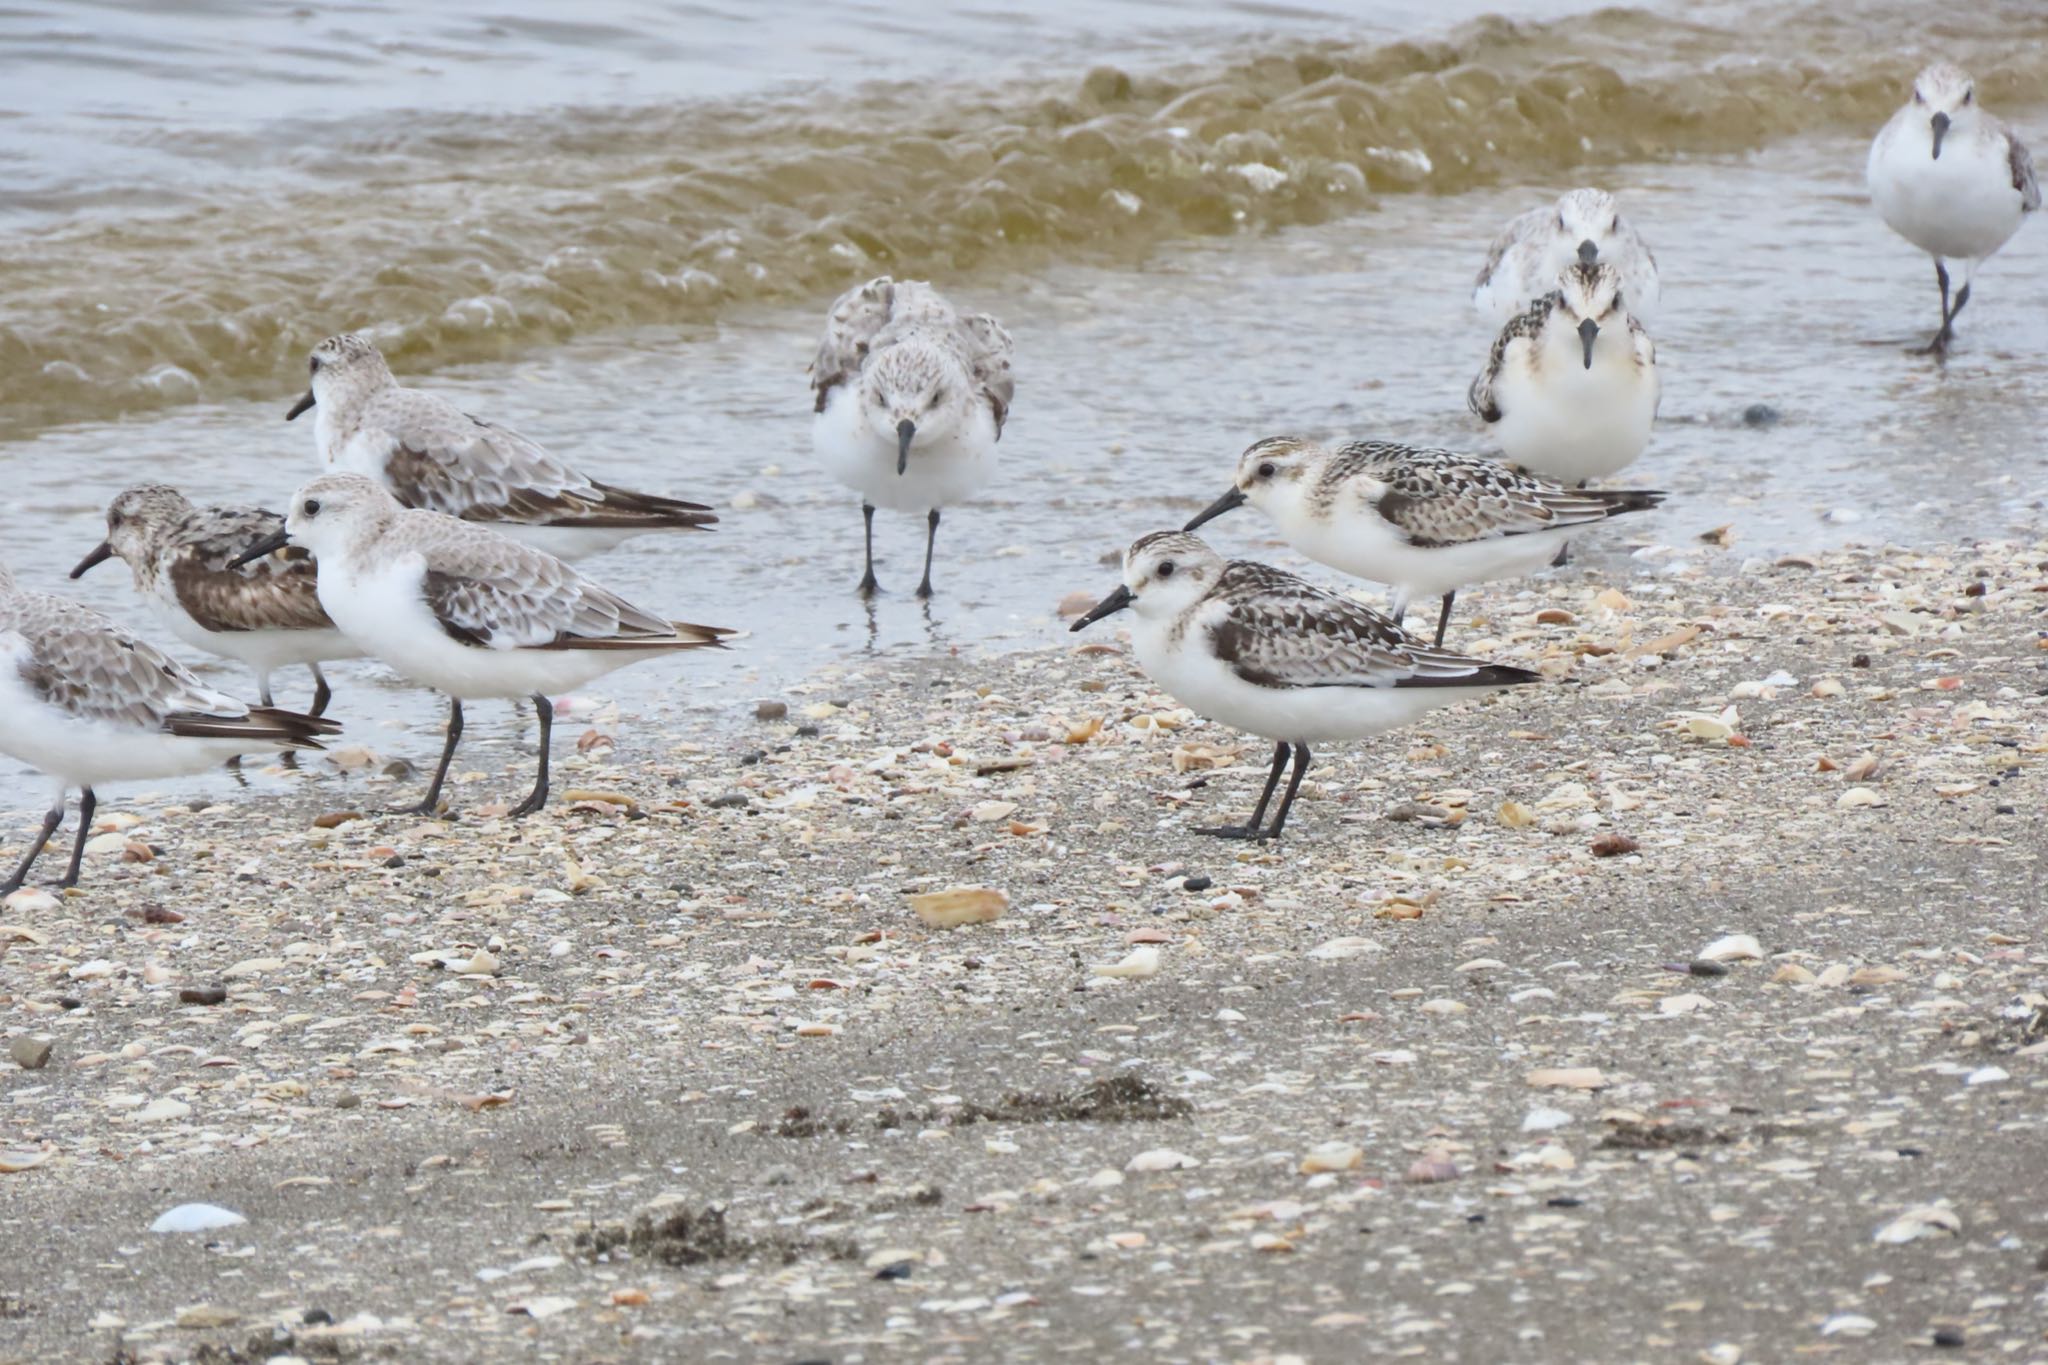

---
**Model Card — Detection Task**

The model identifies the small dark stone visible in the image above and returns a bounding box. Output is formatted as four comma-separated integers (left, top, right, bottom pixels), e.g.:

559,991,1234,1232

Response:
1687,959,1730,978
739,750,765,767
1896,1146,1924,1158
795,724,822,738
1964,580,1987,598
1545,1196,1583,1208
1932,1327,1966,1348
302,1308,334,1326
334,1092,361,1110
1740,402,1781,428
179,986,229,1007
57,997,82,1010
754,700,789,721
1851,653,1872,668
419,866,441,877
383,855,405,869
1182,875,1213,892
1997,804,2016,815
707,793,749,810
873,1261,913,1281
1465,1213,1486,1224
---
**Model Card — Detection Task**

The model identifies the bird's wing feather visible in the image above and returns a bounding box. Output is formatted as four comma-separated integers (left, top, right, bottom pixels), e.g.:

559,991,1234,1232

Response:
1205,563,1516,690
1334,443,1655,546
2011,131,2042,212
170,506,335,633
809,276,897,411
408,517,721,650
958,312,1016,436
6,594,248,728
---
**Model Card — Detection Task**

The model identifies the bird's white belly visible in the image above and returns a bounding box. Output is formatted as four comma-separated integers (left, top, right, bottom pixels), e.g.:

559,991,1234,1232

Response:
813,388,998,513
146,591,355,678
1289,514,1571,601
1132,621,1502,744
1871,138,2027,262
1493,345,1657,485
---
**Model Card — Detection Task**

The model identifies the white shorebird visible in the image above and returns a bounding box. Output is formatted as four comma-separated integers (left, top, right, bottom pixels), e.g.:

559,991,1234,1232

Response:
230,474,731,818
808,276,1015,597
1069,532,1538,841
1468,261,1660,488
0,561,337,891
71,485,358,716
1473,188,1660,326
1867,62,2039,356
1183,436,1665,646
286,334,717,560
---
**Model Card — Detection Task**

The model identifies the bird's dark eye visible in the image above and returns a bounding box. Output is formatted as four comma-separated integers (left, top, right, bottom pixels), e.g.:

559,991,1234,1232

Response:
109,511,124,529
1256,462,1277,479
1156,561,1175,579
309,356,321,375
1913,90,1924,104
303,499,321,516
1962,89,1973,105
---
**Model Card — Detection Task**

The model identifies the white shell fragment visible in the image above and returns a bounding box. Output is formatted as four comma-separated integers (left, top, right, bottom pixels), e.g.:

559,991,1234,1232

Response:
151,1203,248,1234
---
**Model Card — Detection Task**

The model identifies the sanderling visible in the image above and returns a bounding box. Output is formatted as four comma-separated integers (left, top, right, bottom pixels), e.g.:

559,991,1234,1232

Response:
1473,188,1660,326
1468,261,1660,487
286,334,717,561
1069,532,1537,841
230,474,731,818
1868,62,2039,356
0,560,337,890
809,276,1015,597
70,485,360,716
1183,436,1665,646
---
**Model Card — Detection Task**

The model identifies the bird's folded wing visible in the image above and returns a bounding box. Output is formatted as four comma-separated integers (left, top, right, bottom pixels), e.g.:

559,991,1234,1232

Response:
2012,132,2041,212
959,313,1016,436
371,390,610,524
417,533,713,650
174,508,335,633
809,275,897,410
9,600,248,728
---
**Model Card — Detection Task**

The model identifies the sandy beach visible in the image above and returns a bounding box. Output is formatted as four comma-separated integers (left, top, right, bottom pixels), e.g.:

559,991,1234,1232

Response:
3,529,2044,1362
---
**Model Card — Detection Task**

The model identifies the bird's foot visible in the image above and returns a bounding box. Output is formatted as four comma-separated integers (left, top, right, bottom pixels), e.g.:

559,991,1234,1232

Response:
856,572,880,598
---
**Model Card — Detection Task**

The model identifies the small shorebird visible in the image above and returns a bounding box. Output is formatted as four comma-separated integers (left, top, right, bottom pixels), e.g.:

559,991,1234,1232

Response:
1473,188,1660,326
71,485,358,715
1867,62,2039,356
0,561,336,891
286,333,717,560
1069,532,1537,841
809,276,1015,597
231,474,731,818
1468,261,1660,487
1184,437,1664,646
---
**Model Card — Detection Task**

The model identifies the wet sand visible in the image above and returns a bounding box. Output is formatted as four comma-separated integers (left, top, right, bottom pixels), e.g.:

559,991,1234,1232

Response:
3,527,2044,1362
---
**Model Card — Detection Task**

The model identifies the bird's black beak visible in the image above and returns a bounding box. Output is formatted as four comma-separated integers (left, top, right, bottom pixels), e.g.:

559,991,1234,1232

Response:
227,530,292,569
286,389,315,421
895,419,916,476
69,541,114,579
1183,487,1247,533
1577,238,1598,266
1069,584,1133,632
1929,110,1949,160
1577,317,1599,369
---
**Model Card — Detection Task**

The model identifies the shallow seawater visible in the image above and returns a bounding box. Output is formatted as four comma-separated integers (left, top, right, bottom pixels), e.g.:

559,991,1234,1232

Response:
2,0,2045,814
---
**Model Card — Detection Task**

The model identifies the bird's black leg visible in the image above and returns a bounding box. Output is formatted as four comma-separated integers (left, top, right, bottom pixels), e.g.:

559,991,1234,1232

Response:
57,788,96,889
1261,744,1314,841
509,693,553,818
915,508,940,599
404,696,464,817
2,799,65,893
308,664,333,719
1432,592,1457,648
1197,740,1290,840
1916,260,1955,356
856,504,879,597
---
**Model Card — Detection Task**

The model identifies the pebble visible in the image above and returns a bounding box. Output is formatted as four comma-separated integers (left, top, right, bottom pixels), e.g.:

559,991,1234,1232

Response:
910,886,1007,928
178,986,228,1006
1094,946,1160,979
1874,1204,1960,1244
1298,1142,1363,1174
1181,875,1212,892
1526,1067,1606,1091
754,700,789,721
10,1035,53,1070
1521,1107,1573,1133
1125,1149,1199,1172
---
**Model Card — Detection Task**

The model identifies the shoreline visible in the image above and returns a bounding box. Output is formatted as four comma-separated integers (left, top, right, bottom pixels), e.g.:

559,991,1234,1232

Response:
2,529,2046,1361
